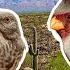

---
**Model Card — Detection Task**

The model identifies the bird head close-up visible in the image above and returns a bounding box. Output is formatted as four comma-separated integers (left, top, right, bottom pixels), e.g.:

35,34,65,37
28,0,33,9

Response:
0,13,20,40
48,0,70,66
0,9,29,70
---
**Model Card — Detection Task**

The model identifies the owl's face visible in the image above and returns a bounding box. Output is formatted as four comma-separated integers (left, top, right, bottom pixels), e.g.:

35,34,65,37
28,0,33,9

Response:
0,9,29,70
0,13,19,39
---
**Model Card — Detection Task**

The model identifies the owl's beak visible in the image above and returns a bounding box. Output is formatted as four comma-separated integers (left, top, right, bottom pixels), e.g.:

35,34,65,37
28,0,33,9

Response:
50,17,65,31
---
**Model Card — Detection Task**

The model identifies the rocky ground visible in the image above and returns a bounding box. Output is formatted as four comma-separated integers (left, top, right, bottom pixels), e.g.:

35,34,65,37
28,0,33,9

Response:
19,13,60,70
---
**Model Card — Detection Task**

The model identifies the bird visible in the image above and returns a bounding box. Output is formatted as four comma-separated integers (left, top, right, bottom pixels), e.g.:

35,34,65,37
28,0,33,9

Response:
49,0,70,62
0,10,28,70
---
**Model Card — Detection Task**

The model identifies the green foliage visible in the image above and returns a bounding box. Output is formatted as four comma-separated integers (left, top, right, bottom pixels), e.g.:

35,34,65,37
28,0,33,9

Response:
45,52,70,70
23,53,32,68
23,52,70,70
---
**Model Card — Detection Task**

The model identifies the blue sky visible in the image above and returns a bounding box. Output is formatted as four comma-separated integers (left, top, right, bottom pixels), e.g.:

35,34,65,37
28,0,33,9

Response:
0,0,58,13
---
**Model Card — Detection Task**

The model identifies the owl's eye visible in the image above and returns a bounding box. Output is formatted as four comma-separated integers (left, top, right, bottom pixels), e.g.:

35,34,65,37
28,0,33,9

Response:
4,17,10,22
6,18,9,21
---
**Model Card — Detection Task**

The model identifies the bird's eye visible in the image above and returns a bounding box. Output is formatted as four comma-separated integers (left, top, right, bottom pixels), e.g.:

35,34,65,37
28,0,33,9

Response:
66,15,70,23
6,18,9,21
66,15,70,19
4,17,10,22
67,16,70,19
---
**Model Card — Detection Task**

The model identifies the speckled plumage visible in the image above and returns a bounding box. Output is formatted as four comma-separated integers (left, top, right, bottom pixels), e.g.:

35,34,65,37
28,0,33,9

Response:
0,13,24,70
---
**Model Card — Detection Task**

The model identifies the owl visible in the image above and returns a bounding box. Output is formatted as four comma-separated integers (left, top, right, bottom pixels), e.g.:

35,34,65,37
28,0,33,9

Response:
0,9,28,70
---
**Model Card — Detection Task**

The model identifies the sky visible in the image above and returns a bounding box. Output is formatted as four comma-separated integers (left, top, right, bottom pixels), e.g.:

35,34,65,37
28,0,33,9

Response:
0,0,58,13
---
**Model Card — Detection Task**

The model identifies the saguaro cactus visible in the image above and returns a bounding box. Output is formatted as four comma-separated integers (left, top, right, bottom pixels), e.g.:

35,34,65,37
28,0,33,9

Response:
29,26,38,70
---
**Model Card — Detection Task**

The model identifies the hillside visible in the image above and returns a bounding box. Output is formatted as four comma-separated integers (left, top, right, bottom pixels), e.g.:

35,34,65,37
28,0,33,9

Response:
19,13,70,70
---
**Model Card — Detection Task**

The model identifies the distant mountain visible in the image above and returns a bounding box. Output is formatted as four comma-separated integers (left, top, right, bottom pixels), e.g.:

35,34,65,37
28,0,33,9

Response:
0,0,58,13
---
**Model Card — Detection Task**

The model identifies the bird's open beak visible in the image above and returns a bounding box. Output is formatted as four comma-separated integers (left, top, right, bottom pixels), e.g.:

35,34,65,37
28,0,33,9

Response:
50,17,65,31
